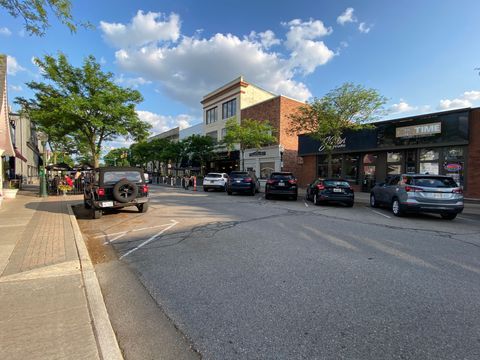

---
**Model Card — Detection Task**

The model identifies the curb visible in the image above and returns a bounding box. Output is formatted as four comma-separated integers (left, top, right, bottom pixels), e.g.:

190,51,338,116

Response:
67,204,124,360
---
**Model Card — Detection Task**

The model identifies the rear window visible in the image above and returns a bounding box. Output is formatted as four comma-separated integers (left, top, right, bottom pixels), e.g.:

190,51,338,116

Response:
103,171,143,184
323,180,350,187
230,172,248,178
271,173,294,180
206,173,222,178
414,177,458,188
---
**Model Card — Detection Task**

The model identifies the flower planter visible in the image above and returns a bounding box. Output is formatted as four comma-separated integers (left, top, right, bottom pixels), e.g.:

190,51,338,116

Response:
2,188,19,199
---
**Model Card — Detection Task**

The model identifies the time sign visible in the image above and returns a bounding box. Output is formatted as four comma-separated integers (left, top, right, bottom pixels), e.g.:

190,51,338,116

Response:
396,122,442,138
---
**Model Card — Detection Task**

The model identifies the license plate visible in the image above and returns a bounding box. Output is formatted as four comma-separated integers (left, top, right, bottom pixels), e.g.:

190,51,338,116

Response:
278,182,285,187
210,181,214,184
333,188,342,193
432,193,445,199
101,201,113,207
236,180,241,183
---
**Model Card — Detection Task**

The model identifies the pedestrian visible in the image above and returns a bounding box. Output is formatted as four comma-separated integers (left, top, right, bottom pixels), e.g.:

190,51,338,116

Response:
64,175,73,187
184,174,190,190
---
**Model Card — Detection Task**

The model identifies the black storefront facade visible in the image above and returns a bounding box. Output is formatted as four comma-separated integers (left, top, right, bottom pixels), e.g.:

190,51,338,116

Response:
298,108,478,194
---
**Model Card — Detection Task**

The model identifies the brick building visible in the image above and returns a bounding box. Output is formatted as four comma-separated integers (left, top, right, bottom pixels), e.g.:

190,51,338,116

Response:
296,107,480,199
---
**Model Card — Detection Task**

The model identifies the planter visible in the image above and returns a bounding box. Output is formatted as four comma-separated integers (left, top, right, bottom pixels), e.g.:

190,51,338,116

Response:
2,188,19,199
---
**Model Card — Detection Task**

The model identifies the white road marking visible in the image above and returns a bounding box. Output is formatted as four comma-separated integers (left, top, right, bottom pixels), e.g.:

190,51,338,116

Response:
103,233,126,245
119,220,178,259
94,223,173,239
457,216,476,222
304,202,309,207
371,210,391,219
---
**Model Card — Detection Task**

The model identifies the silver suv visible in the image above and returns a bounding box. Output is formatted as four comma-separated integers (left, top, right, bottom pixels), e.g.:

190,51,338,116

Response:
370,174,464,219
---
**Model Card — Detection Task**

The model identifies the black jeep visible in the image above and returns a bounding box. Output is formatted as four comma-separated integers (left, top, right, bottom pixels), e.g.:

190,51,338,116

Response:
83,167,149,219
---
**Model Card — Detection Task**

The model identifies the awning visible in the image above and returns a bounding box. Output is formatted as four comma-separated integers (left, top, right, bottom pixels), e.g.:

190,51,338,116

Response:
14,148,27,162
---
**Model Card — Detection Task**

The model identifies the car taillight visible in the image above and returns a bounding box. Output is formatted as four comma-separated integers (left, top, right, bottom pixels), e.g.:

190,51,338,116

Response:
316,184,325,190
97,187,105,196
142,184,149,193
452,188,463,194
244,177,252,183
405,186,423,192
266,179,275,184
288,179,297,185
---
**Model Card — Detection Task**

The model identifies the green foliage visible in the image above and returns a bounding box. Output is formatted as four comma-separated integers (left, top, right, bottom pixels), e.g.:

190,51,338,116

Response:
184,135,215,175
104,147,130,167
0,0,88,36
223,118,277,170
289,82,386,176
16,53,151,167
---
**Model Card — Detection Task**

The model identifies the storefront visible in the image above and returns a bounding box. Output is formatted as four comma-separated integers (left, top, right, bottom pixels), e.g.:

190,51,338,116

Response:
242,145,283,179
298,108,479,197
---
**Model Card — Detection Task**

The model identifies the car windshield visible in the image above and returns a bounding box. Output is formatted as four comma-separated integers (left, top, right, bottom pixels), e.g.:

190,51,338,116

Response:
103,171,143,184
414,177,458,188
206,173,222,178
323,180,350,187
230,172,248,178
271,174,294,180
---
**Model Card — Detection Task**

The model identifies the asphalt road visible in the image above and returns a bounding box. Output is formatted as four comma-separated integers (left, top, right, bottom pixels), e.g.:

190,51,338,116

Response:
77,186,480,360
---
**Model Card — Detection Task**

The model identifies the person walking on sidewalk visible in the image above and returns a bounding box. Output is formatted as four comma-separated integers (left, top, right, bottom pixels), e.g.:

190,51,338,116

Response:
183,174,190,190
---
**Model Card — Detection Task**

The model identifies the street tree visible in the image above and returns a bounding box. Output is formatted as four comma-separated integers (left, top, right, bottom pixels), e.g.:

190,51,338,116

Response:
129,142,153,169
0,0,87,35
162,140,187,176
16,54,151,168
223,118,276,171
104,147,130,167
288,82,386,177
184,135,215,175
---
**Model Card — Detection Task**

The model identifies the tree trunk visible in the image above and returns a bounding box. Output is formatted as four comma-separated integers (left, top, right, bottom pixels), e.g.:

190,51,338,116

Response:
241,149,245,171
327,152,333,178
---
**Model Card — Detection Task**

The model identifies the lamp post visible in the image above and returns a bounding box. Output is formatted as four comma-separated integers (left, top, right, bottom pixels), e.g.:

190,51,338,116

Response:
37,132,48,197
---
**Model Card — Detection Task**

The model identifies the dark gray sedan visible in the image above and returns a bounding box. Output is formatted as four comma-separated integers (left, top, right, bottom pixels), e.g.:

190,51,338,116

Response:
370,174,464,219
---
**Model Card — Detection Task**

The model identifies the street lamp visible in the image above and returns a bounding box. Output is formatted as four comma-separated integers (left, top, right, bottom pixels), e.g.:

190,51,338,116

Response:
37,131,48,197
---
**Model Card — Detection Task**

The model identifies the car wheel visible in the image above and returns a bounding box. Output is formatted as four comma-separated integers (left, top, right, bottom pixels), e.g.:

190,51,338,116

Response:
203,187,208,192
441,213,457,220
251,187,256,196
137,203,149,213
92,208,102,219
265,193,271,200
391,198,403,217
370,193,378,208
345,201,354,207
227,191,232,195
292,195,298,201
84,198,92,209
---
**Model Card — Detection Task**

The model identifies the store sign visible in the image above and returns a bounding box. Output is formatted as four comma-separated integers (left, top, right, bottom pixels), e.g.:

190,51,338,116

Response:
318,136,347,152
249,151,267,157
444,163,462,172
396,122,441,138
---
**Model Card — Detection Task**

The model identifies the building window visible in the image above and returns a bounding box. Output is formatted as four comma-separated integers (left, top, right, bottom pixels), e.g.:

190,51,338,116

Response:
222,98,236,119
387,152,403,176
419,148,439,175
260,162,275,179
344,155,359,182
206,107,217,125
221,128,227,139
206,131,218,145
318,155,342,178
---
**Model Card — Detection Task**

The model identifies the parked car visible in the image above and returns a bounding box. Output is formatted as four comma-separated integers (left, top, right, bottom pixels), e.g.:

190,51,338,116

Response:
305,178,354,207
227,171,260,195
265,172,298,200
370,174,464,219
203,172,229,191
83,167,149,219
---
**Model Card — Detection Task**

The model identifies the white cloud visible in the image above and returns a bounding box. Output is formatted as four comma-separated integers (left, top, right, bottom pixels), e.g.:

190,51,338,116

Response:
337,8,357,25
438,90,480,110
358,22,372,34
6,55,26,75
247,30,280,49
100,56,107,65
0,27,12,36
101,13,338,108
115,74,152,88
389,100,416,114
9,84,23,92
100,10,180,48
137,110,194,135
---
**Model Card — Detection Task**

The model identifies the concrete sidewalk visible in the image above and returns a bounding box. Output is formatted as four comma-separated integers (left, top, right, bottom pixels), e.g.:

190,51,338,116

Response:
0,187,122,360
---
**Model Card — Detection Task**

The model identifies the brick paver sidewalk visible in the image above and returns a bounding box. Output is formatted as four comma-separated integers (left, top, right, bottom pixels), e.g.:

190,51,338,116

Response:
0,190,120,360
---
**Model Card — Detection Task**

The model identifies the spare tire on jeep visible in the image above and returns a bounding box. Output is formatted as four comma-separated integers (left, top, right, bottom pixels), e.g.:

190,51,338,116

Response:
113,179,138,203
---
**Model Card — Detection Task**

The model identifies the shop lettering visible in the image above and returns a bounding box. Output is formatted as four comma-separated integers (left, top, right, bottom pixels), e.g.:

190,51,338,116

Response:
396,122,441,138
249,151,267,157
318,136,346,152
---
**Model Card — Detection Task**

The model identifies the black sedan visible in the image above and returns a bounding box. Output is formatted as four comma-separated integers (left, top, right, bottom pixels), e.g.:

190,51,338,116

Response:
305,178,354,207
265,172,298,200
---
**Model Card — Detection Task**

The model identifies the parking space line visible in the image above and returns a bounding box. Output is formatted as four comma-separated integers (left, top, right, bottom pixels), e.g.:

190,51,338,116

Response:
119,220,179,260
304,201,309,207
371,210,392,219
457,216,476,222
94,223,173,239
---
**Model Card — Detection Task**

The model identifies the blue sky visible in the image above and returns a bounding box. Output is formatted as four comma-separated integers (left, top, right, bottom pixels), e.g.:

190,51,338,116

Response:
2,0,480,145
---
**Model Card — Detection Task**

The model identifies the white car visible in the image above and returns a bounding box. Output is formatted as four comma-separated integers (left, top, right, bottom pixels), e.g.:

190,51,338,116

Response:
203,172,229,192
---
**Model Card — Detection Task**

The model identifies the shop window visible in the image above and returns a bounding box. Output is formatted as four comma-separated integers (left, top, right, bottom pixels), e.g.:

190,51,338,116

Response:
363,153,377,176
419,162,439,175
442,146,465,187
406,150,417,173
387,152,403,175
344,155,359,182
387,152,402,163
420,149,439,161
420,148,439,175
387,164,402,175
318,155,342,178
260,162,275,179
